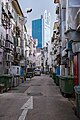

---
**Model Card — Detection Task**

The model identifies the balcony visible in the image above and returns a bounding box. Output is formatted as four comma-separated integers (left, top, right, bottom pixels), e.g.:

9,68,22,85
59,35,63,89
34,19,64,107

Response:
16,47,21,54
33,53,35,56
56,6,59,14
50,51,54,55
61,0,66,9
16,19,22,31
2,2,8,16
53,54,57,61
56,47,61,56
0,39,5,47
54,49,57,54
8,4,13,18
54,0,59,3
10,44,14,51
0,49,3,63
54,60,57,66
6,34,13,43
62,48,67,57
5,41,10,49
10,55,14,62
5,41,13,51
61,58,67,65
5,53,11,61
65,30,80,42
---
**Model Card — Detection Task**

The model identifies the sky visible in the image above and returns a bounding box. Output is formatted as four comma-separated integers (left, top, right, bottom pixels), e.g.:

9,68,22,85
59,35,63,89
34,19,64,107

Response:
18,0,56,36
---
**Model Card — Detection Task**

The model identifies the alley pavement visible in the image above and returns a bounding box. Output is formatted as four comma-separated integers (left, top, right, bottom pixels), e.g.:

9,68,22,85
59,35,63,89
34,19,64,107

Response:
0,74,79,120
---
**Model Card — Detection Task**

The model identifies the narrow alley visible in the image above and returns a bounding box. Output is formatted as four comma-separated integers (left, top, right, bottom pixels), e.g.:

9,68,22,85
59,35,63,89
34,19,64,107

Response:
0,75,79,120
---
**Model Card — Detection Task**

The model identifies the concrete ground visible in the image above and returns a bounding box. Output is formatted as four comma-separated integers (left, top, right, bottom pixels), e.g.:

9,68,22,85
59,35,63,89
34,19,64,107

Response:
0,74,79,120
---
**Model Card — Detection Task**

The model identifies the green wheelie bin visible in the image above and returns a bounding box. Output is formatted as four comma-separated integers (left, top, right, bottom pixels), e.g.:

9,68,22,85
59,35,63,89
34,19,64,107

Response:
56,75,59,86
60,76,74,97
74,86,80,118
49,71,52,77
0,75,12,92
52,73,56,83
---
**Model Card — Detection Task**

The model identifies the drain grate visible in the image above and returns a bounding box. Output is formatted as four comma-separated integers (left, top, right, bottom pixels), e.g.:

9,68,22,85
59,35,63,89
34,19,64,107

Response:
27,92,43,96
8,86,29,93
47,83,55,86
31,84,41,86
0,114,4,117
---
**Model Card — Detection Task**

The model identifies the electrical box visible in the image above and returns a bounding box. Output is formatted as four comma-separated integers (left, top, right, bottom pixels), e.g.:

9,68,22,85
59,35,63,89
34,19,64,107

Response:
9,66,20,75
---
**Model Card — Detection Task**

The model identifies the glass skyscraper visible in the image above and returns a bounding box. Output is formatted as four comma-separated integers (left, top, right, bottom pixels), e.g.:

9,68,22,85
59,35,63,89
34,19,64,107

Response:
32,16,43,48
32,11,51,48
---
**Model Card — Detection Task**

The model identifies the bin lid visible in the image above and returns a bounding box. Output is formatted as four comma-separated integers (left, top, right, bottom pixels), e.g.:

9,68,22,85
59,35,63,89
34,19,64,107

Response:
0,74,12,77
60,76,74,79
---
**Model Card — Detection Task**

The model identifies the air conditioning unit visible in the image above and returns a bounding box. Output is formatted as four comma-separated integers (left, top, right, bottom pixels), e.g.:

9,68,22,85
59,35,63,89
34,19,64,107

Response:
6,34,10,41
5,53,10,61
0,49,3,63
3,40,5,47
5,41,10,49
0,39,5,47
10,55,14,62
16,47,21,53
10,44,13,51
72,42,80,53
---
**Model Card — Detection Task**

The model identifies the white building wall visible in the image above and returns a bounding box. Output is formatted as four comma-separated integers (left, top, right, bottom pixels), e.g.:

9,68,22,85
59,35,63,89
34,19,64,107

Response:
35,53,41,67
0,1,1,26
43,10,51,47
66,0,80,31
48,41,52,69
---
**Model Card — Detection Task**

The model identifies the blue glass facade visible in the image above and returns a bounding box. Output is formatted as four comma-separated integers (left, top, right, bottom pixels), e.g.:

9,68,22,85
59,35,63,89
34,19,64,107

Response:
32,19,42,48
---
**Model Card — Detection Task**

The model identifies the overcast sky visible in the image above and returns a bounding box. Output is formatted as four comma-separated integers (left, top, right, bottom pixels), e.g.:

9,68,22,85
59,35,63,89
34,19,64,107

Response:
19,0,56,36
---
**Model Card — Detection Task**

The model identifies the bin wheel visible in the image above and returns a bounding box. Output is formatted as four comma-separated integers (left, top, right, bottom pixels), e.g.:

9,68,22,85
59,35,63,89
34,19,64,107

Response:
0,89,3,94
5,88,8,92
61,92,64,96
60,88,62,93
74,107,77,116
63,93,67,98
9,86,12,90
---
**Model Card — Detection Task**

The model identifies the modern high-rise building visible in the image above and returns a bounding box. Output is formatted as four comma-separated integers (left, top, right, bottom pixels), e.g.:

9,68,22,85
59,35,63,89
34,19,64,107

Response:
43,10,51,47
32,16,43,48
32,10,51,48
